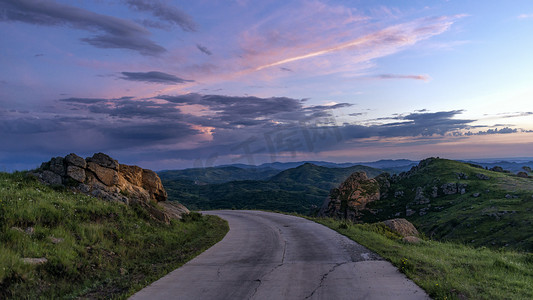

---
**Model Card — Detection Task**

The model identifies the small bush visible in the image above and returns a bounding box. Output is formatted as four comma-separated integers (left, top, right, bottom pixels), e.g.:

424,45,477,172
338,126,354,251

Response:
181,212,203,223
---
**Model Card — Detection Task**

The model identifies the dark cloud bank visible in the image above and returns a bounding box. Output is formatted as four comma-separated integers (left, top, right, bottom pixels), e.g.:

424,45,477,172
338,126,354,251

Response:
120,71,194,84
126,0,197,32
0,0,196,56
2,92,524,170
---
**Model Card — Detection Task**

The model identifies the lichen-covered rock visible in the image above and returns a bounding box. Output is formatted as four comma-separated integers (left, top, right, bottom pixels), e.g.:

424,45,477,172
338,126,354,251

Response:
476,173,490,180
22,257,48,265
40,170,63,185
142,169,167,202
158,201,190,220
414,186,429,204
382,218,419,237
87,162,119,186
30,152,187,222
441,183,457,195
319,171,380,220
49,157,66,176
67,165,86,182
119,164,144,186
86,152,119,170
517,171,529,178
65,153,86,168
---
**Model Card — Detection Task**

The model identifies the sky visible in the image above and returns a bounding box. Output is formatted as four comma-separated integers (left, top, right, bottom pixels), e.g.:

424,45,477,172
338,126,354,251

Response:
1,0,533,171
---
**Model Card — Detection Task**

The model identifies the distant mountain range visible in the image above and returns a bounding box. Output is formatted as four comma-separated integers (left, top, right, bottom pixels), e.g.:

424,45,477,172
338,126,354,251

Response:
461,159,533,174
220,159,419,173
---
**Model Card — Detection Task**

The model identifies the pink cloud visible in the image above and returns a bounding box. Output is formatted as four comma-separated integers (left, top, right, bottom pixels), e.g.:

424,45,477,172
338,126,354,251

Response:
375,74,431,81
517,14,533,19
218,10,466,88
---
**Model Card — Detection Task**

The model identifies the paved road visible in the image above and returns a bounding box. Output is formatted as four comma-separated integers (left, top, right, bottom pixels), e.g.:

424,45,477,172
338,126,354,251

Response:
130,210,429,300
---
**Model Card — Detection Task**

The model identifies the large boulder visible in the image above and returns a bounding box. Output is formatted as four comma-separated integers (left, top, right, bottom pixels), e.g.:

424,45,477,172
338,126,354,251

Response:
142,169,168,202
319,171,380,220
119,164,143,187
382,218,419,237
65,153,86,168
87,162,119,186
517,171,529,178
66,165,86,182
86,152,119,170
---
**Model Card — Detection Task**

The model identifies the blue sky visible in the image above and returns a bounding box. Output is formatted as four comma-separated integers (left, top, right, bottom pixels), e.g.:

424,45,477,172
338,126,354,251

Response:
1,0,533,171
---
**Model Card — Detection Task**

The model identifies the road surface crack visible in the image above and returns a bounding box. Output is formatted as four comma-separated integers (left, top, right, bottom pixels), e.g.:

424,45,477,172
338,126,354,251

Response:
281,239,287,264
304,262,348,299
248,279,262,300
248,233,288,299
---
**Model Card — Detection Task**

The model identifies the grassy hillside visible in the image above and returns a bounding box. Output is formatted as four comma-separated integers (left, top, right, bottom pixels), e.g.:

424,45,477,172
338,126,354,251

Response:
313,217,533,300
462,160,533,174
158,166,280,184
270,163,382,189
162,164,382,214
0,172,228,299
362,158,533,251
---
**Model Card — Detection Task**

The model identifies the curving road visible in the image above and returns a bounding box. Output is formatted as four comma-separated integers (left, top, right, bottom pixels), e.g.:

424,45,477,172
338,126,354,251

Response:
130,210,429,300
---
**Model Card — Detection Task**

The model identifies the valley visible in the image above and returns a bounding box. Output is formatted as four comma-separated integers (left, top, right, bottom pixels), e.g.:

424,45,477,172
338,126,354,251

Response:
161,158,533,252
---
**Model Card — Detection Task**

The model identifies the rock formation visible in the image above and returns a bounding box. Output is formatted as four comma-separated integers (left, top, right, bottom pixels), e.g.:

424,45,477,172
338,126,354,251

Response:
382,218,419,237
30,153,189,222
517,171,529,178
319,171,380,220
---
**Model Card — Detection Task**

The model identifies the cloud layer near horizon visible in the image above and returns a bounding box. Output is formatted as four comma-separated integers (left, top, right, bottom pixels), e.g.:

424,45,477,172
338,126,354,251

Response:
2,92,527,170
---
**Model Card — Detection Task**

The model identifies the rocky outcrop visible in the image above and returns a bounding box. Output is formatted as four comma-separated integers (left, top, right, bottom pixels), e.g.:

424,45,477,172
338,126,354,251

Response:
33,153,166,204
414,187,429,204
382,218,419,237
319,171,380,220
517,171,529,178
476,173,490,180
31,153,186,222
389,157,438,183
382,218,421,243
440,183,467,195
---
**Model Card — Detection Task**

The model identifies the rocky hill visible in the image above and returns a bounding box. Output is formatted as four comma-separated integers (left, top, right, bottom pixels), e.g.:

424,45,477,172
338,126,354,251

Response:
319,171,383,219
320,157,533,251
31,153,188,222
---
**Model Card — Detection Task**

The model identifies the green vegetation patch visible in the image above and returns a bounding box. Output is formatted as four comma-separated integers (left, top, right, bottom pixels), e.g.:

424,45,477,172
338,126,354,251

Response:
363,158,533,251
313,217,533,300
162,163,382,214
0,172,228,299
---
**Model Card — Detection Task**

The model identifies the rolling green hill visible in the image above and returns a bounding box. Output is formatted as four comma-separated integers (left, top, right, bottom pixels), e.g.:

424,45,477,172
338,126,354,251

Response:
361,158,533,251
158,166,280,184
270,163,382,189
161,163,383,214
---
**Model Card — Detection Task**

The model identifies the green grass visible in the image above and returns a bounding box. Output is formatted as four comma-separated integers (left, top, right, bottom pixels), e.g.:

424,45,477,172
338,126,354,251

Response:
162,163,382,214
312,217,533,300
363,158,533,251
0,172,229,299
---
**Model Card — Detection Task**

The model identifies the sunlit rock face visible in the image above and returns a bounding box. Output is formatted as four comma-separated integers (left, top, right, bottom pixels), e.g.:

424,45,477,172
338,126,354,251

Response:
319,171,381,220
32,152,168,205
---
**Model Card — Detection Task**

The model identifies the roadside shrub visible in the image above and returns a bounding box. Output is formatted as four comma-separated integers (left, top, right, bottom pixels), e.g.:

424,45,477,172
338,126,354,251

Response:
181,212,203,223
